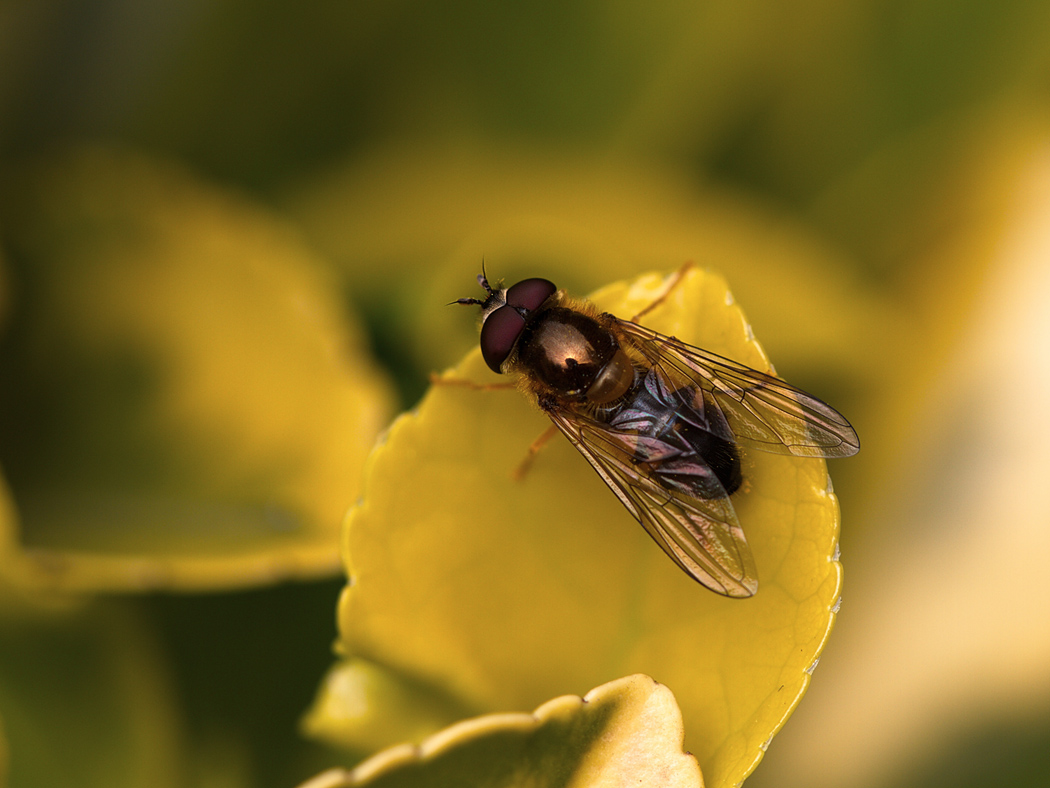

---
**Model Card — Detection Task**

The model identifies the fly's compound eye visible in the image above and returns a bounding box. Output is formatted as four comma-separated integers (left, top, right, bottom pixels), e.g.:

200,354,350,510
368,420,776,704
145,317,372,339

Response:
506,278,556,311
479,278,557,373
480,306,526,373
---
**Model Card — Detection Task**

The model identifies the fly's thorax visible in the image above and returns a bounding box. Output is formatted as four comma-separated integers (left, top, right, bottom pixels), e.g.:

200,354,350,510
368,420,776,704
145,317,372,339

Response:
515,306,633,403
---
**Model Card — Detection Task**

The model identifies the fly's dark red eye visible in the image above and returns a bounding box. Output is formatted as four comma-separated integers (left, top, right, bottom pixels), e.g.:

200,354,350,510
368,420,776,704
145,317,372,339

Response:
480,306,526,373
506,278,556,311
479,278,557,373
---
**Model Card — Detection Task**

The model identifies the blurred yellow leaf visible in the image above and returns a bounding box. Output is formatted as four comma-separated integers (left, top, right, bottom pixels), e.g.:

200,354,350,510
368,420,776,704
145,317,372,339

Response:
283,142,899,390
303,658,476,757
743,122,1050,788
299,674,701,788
317,266,844,787
0,146,395,592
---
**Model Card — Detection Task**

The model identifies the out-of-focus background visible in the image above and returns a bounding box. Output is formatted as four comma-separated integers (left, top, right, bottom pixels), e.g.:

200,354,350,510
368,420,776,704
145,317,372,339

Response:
1,2,1048,787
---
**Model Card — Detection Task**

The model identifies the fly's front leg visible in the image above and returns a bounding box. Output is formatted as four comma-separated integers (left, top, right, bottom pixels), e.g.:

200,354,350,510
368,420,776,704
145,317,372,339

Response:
629,261,695,323
430,371,548,478
428,372,517,391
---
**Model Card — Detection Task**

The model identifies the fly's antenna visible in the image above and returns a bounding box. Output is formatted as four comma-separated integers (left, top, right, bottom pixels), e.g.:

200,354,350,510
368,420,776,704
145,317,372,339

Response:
449,259,497,306
478,257,498,295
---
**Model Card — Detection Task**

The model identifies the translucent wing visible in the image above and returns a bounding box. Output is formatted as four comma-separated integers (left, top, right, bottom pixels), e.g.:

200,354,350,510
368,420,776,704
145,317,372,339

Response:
614,320,860,458
545,406,758,597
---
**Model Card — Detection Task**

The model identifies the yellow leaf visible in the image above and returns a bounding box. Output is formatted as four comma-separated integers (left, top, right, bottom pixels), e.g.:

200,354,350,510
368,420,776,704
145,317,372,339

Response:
299,674,702,788
325,266,844,787
303,658,477,756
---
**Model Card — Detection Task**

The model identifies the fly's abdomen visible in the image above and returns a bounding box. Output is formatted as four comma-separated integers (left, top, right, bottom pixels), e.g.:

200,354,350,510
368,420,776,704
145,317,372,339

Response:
608,368,742,499
672,418,742,496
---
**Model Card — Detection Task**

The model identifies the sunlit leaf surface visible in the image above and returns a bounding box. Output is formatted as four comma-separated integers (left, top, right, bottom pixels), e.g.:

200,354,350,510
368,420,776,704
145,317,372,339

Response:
298,674,701,788
317,266,844,787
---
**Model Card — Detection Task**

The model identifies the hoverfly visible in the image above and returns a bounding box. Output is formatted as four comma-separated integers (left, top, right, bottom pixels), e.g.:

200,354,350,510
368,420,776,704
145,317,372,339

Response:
454,266,859,597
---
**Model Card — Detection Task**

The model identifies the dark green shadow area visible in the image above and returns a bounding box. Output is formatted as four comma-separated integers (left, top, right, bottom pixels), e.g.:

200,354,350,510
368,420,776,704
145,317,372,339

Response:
883,708,1050,788
147,578,347,788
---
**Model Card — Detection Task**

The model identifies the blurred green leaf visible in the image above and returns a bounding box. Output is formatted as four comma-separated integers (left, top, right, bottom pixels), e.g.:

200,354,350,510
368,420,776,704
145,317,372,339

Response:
0,600,185,788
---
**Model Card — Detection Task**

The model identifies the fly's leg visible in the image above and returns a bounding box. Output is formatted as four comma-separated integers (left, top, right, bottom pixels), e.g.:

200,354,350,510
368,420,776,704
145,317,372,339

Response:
512,425,558,481
630,260,695,323
428,372,516,391
430,372,554,479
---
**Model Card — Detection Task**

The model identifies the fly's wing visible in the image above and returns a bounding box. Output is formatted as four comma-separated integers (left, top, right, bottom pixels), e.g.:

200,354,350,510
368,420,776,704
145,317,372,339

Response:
545,407,758,597
614,320,860,458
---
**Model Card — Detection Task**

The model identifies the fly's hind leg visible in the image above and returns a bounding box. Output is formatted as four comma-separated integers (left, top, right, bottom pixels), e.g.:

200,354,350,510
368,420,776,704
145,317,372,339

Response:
629,260,695,323
512,425,558,481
